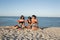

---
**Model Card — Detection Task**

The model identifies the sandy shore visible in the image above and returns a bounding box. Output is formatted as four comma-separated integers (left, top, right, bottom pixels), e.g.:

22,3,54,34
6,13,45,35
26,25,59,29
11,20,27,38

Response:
0,26,60,40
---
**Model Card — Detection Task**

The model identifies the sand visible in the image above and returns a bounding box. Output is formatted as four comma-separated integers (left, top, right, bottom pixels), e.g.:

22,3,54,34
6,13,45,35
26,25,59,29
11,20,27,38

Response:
0,26,60,40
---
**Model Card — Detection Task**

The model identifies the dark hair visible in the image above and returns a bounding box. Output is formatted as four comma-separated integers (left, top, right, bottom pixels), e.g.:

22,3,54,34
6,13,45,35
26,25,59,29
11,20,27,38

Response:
28,16,31,19
28,16,31,21
20,15,25,19
32,15,36,19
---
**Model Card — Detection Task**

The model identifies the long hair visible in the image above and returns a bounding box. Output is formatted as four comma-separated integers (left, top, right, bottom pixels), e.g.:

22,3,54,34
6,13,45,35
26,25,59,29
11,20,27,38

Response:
20,15,25,19
28,16,32,21
32,15,36,19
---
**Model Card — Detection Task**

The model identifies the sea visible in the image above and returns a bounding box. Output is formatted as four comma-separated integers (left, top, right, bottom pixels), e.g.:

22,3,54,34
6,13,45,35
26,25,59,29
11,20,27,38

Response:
0,16,60,28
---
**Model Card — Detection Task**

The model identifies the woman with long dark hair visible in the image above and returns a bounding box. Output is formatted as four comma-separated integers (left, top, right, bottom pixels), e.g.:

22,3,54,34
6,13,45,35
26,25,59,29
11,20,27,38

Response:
31,15,38,30
17,15,25,28
26,16,32,29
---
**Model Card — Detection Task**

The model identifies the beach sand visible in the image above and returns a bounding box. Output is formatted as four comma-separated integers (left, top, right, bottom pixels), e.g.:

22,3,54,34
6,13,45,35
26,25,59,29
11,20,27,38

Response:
0,26,60,40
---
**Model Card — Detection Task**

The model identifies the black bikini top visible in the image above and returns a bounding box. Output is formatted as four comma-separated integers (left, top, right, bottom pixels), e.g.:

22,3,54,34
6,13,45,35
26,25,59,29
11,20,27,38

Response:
19,20,25,23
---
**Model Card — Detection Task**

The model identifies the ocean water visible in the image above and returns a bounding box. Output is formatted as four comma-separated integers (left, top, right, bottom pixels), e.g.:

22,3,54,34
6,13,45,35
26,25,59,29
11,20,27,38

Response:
0,16,60,28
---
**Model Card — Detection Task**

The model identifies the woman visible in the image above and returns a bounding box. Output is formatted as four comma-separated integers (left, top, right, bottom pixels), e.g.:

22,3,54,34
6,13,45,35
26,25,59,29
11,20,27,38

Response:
26,16,32,29
17,15,25,28
31,15,38,30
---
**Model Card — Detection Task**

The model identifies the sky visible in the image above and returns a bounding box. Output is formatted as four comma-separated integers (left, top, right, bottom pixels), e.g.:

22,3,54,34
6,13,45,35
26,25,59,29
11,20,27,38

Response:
0,0,60,17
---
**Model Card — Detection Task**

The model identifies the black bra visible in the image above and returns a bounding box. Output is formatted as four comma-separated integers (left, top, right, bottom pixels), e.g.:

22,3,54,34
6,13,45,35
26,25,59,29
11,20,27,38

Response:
19,21,24,23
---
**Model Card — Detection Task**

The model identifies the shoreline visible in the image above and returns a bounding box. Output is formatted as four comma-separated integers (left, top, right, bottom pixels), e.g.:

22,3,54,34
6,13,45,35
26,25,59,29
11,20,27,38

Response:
0,26,60,30
0,26,60,40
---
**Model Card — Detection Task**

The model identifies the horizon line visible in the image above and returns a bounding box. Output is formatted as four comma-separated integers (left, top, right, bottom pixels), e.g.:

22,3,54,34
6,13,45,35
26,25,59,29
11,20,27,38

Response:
0,16,60,17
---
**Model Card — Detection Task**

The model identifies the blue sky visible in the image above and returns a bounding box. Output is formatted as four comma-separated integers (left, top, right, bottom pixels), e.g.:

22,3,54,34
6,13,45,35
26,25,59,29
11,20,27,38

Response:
0,0,60,17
